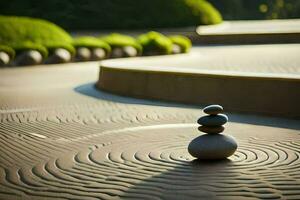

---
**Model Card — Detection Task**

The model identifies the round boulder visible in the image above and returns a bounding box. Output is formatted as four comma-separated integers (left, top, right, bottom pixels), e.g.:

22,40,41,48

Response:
46,48,71,64
15,50,43,66
0,51,10,66
188,134,237,160
171,44,181,54
76,47,91,61
91,48,106,60
123,46,138,57
110,47,124,58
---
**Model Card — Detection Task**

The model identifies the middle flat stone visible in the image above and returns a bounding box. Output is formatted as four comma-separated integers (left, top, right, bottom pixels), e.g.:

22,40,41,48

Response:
197,114,228,126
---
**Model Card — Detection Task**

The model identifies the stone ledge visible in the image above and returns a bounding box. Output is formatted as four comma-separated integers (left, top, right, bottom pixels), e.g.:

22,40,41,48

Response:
195,19,300,44
97,47,300,118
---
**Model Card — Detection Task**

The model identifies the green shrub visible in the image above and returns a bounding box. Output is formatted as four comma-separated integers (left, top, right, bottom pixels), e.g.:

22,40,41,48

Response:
137,32,173,55
0,15,73,49
169,35,192,53
0,0,222,30
185,0,222,25
73,36,111,53
11,42,48,58
0,45,15,59
100,33,142,53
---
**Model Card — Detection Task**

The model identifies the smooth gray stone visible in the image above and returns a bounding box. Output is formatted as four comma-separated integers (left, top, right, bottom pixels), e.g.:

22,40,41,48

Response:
198,125,225,134
46,48,71,64
188,134,238,160
171,44,181,54
76,47,91,61
110,46,137,58
0,51,10,66
111,47,124,58
123,46,138,57
203,104,223,115
92,48,106,60
198,114,228,126
15,50,43,66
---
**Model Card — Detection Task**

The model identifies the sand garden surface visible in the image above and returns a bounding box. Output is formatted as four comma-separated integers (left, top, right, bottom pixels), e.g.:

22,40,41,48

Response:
0,46,300,199
100,44,300,76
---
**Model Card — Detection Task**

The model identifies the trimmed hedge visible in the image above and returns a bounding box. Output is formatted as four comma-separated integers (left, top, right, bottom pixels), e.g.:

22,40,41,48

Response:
73,37,111,53
138,32,173,55
169,35,192,53
0,45,15,59
10,42,48,58
0,0,222,30
100,33,142,53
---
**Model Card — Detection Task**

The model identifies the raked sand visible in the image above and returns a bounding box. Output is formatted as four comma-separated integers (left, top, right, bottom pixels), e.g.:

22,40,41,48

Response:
1,47,300,199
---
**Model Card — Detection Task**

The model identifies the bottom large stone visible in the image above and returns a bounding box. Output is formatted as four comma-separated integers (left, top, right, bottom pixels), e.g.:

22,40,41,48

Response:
188,134,237,160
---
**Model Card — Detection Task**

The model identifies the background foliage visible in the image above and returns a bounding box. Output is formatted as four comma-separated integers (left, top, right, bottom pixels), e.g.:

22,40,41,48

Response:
207,0,300,20
0,0,222,30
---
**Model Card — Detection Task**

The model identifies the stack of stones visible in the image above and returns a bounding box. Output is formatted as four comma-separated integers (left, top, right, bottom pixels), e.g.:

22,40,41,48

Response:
188,104,238,160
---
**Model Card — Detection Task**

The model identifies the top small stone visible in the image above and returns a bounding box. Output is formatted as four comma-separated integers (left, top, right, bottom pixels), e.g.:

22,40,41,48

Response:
203,104,223,115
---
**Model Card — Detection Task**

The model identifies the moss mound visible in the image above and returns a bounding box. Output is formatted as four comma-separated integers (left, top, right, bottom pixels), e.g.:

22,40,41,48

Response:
169,35,192,53
184,0,222,25
0,0,222,30
0,45,15,59
100,33,142,53
0,16,72,45
11,42,48,58
73,37,111,53
138,32,173,55
0,15,77,60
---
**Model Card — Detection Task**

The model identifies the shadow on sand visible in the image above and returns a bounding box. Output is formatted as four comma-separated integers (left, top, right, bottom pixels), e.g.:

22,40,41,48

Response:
74,82,300,130
74,82,200,109
118,158,277,200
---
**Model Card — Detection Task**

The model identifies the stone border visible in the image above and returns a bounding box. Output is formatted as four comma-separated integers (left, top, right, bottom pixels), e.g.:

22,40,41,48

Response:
97,62,300,118
193,32,300,44
195,20,300,44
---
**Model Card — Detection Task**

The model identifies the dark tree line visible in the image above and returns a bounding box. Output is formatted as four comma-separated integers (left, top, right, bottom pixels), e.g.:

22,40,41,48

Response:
0,0,221,30
0,0,298,31
207,0,300,20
